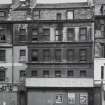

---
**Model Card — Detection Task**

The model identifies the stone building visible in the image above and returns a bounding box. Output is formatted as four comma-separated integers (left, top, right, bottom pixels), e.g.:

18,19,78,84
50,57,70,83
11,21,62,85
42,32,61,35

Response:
94,0,105,105
0,3,18,105
25,1,95,105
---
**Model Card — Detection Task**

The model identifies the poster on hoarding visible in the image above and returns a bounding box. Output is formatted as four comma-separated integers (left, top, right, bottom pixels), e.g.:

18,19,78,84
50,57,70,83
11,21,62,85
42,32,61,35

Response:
56,94,63,103
80,93,88,105
68,93,75,104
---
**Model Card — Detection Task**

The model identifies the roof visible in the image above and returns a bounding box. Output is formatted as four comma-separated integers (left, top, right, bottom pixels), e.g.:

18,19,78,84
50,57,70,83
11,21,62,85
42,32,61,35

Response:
36,2,89,9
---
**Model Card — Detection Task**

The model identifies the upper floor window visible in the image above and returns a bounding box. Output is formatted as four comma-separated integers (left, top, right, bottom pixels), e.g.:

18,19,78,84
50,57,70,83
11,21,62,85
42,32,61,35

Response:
67,70,74,77
67,28,75,41
79,49,87,61
20,70,26,78
55,29,62,41
43,49,50,61
56,13,62,20
79,28,87,41
55,49,61,62
67,11,73,19
31,70,37,77
31,50,38,61
15,24,28,41
0,11,5,17
0,50,5,61
80,70,87,77
67,49,74,61
32,28,38,41
20,49,26,57
42,29,50,41
0,30,6,42
43,70,49,77
0,70,5,81
55,70,61,77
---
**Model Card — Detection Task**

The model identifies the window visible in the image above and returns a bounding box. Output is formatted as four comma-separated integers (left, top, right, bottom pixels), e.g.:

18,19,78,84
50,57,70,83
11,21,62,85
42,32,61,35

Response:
20,50,26,56
31,71,37,77
79,28,87,41
67,49,74,61
80,70,87,77
56,13,62,20
20,70,25,77
55,71,61,77
31,50,38,61
80,93,88,105
101,24,105,37
0,30,6,42
55,29,62,41
68,93,75,104
55,49,61,62
15,24,27,41
43,49,50,61
67,11,73,19
0,50,5,61
41,29,50,41
101,66,104,79
32,29,38,41
43,70,49,77
67,28,75,41
68,70,74,77
0,11,5,17
79,49,87,61
0,71,5,81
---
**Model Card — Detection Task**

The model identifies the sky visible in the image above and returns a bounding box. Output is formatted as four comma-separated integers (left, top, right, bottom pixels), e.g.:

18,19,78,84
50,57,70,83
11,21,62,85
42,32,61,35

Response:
0,0,87,4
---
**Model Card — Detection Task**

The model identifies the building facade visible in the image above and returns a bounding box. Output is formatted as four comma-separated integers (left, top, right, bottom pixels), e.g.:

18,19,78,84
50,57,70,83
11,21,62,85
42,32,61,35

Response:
25,2,95,105
94,0,105,105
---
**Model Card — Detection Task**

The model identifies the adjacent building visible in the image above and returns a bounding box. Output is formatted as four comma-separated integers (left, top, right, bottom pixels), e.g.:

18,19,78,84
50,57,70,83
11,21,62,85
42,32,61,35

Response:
25,1,95,105
94,0,105,105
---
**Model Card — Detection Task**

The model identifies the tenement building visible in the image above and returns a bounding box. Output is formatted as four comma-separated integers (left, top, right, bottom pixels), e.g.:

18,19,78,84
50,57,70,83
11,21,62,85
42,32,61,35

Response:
0,3,18,105
94,0,105,105
25,1,95,105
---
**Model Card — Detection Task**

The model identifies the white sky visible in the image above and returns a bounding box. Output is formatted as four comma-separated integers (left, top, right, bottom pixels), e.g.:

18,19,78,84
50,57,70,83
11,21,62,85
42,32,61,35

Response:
0,0,87,4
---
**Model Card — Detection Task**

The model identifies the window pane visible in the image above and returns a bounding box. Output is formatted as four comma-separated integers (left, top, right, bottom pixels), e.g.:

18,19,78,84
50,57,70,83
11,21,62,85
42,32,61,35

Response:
68,93,75,104
67,11,73,19
67,49,74,61
56,13,62,20
0,71,5,81
55,71,61,77
80,70,87,77
67,28,75,41
31,71,37,77
0,12,5,17
68,71,74,77
31,50,38,61
79,28,87,41
0,50,5,61
20,70,25,77
43,70,49,77
80,49,87,61
43,49,50,61
55,49,61,62
20,50,26,56
55,29,62,41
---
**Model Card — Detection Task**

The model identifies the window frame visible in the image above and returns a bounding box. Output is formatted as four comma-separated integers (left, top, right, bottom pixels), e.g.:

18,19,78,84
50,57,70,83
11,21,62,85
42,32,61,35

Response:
67,49,74,61
79,27,87,41
80,70,87,77
79,49,87,61
31,49,39,61
55,70,61,78
67,10,74,20
31,70,38,77
0,50,5,61
20,70,26,78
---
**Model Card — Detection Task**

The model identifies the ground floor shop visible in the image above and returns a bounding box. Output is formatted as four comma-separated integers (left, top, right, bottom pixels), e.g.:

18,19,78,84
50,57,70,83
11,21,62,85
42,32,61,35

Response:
27,88,94,105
